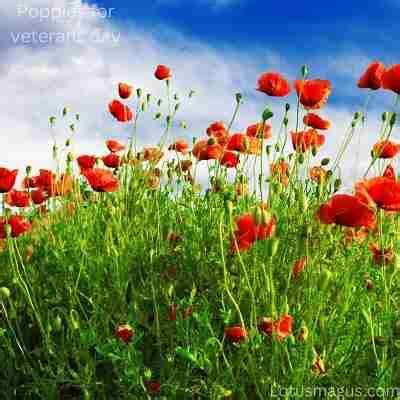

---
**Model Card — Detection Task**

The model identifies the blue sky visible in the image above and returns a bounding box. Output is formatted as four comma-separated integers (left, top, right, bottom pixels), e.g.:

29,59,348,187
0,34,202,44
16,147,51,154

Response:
90,0,398,60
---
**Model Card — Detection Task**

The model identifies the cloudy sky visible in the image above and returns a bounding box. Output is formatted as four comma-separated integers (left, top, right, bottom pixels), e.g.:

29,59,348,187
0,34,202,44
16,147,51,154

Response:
0,0,399,185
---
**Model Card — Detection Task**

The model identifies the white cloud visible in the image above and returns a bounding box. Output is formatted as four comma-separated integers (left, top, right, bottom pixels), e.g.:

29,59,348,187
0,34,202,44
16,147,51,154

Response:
0,0,392,188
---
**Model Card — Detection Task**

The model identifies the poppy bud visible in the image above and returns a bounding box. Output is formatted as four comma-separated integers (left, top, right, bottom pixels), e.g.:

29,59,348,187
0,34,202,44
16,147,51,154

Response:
4,224,12,238
154,112,162,120
141,102,146,112
393,320,400,336
136,88,142,98
265,145,271,155
270,238,279,258
76,114,80,121
49,116,56,126
62,107,69,117
146,93,151,104
298,153,304,164
312,146,317,157
319,269,332,291
174,103,180,112
166,115,172,125
390,112,397,126
69,124,75,132
262,107,274,122
334,178,342,192
285,103,290,112
301,65,309,78
54,315,63,331
0,286,10,300
116,324,134,344
235,93,243,103
65,139,71,147
67,152,74,162
26,165,32,175
70,310,80,331
364,278,374,291
225,200,234,215
321,158,330,166
283,117,289,126
326,169,333,178
382,111,389,122
298,325,309,342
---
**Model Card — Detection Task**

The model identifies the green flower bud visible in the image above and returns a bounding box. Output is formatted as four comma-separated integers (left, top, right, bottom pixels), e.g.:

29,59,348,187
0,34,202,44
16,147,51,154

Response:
235,93,243,103
321,158,330,166
262,107,274,122
0,287,10,300
301,65,309,78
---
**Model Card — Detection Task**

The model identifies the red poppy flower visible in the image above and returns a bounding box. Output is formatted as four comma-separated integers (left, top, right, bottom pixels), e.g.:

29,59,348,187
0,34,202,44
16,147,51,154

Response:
291,130,325,153
0,215,32,239
118,82,133,99
357,177,400,211
144,380,161,395
0,168,18,193
167,304,178,321
231,211,276,253
309,166,327,184
231,213,257,252
227,133,261,155
109,100,133,122
369,243,395,265
256,216,277,240
294,79,332,109
207,121,226,136
258,318,274,336
382,64,400,94
372,140,400,159
36,169,55,191
224,325,248,343
102,153,121,169
106,139,125,153
258,314,293,341
357,61,385,90
220,151,239,168
168,139,189,153
192,139,224,161
31,188,48,205
257,72,291,97
115,324,134,344
270,160,290,186
303,113,330,130
383,164,396,181
317,194,376,229
206,121,229,146
154,65,172,80
5,190,31,208
275,314,294,340
83,168,119,192
292,256,308,279
77,155,96,171
246,123,272,139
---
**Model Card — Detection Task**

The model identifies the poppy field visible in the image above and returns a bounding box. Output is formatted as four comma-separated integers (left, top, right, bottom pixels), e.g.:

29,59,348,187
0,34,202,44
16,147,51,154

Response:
2,62,400,399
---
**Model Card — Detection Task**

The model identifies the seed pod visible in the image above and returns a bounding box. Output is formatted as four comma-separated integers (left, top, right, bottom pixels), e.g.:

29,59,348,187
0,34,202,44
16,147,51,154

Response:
321,158,330,166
